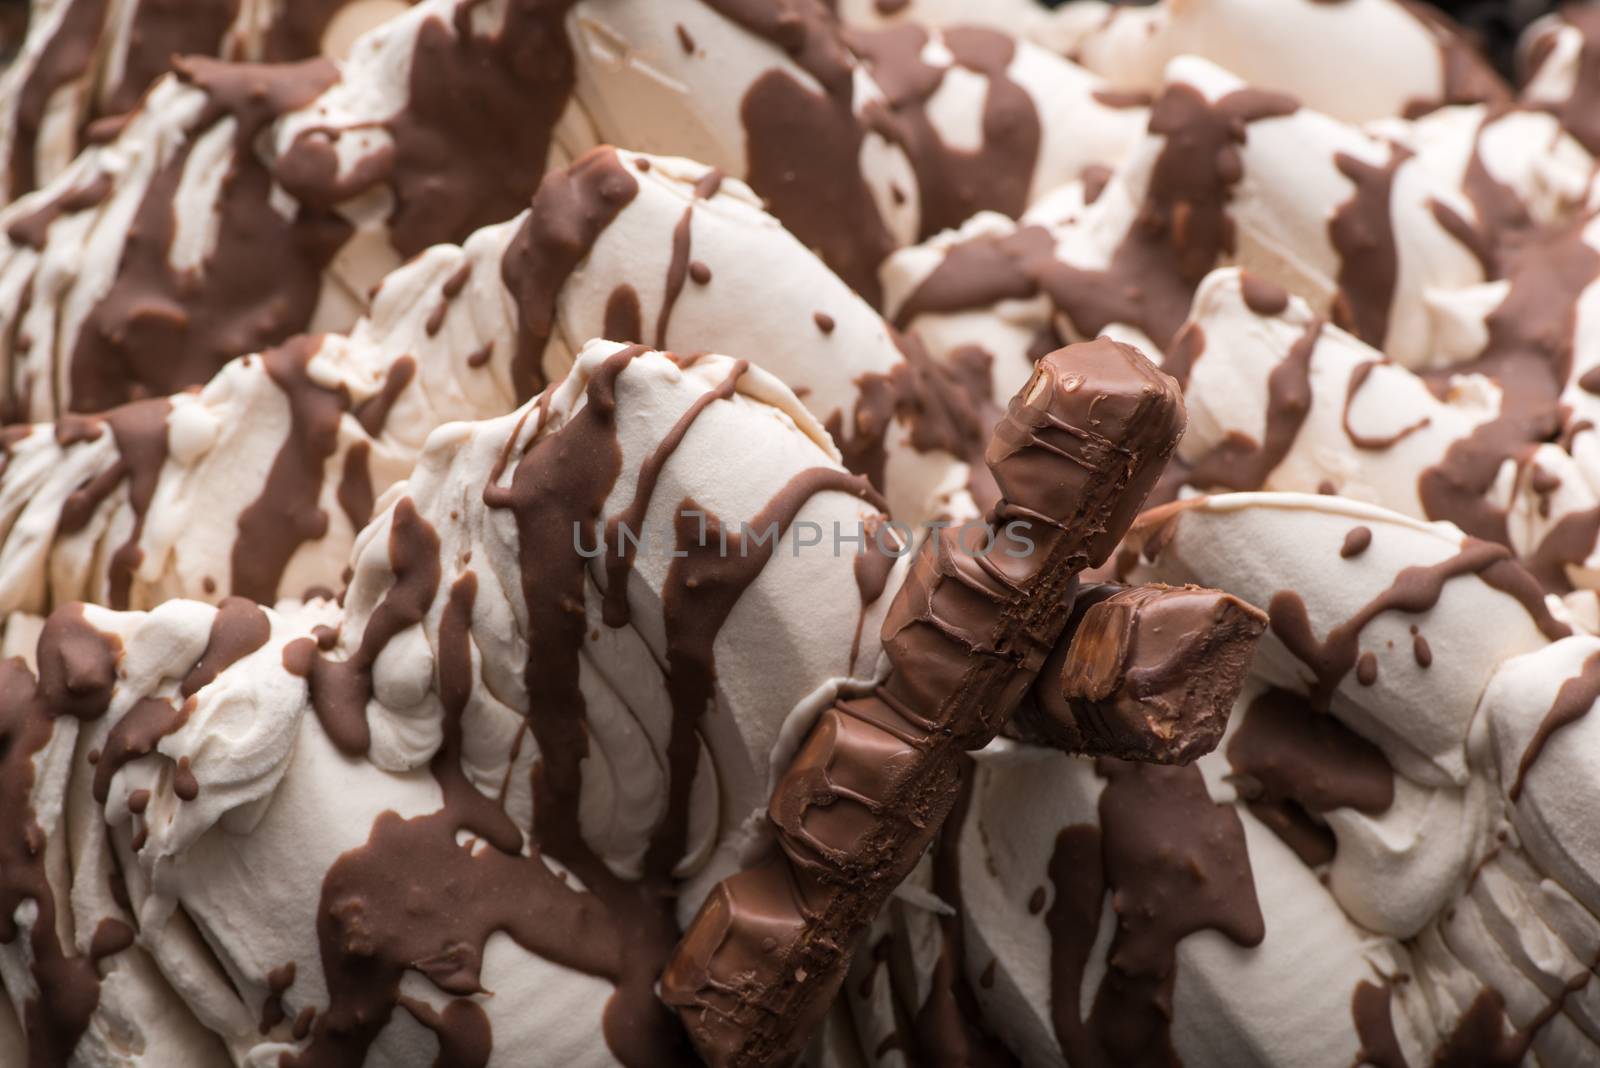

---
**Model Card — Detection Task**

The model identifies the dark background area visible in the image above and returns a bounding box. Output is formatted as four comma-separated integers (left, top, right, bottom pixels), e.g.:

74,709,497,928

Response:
1,0,25,64
1427,0,1565,74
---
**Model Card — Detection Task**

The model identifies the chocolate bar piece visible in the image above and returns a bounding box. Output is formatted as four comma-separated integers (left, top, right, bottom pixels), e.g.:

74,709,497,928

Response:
1010,582,1268,765
661,338,1188,1067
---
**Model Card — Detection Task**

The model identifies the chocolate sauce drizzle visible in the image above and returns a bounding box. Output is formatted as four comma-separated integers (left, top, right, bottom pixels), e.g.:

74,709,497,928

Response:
276,0,582,260
286,495,441,756
53,398,171,610
699,0,894,304
1529,7,1600,156
848,24,1041,241
501,147,640,401
653,169,725,350
0,608,121,1067
1342,361,1431,451
1186,319,1322,491
1329,146,1409,350
67,58,347,414
1226,687,1394,867
895,83,1298,352
824,333,987,500
1047,760,1265,1068
1510,649,1600,801
1267,538,1567,711
232,337,351,604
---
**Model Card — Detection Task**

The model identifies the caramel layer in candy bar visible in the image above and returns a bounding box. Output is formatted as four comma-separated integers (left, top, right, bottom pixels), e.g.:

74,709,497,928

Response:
1012,582,1268,764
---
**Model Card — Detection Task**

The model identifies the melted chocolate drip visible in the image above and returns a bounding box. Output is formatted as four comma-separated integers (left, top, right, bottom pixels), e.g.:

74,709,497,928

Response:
1187,319,1322,491
1048,760,1265,1068
68,58,347,413
1,608,122,1067
500,147,640,401
353,355,416,438
336,440,375,535
276,0,580,260
601,360,748,629
848,24,1041,240
1350,981,1409,1068
53,398,172,611
701,0,895,303
1267,538,1566,710
1329,146,1410,349
286,496,442,756
1343,361,1432,451
824,334,987,499
259,960,296,1034
1227,687,1394,866
654,177,725,350
1428,963,1596,1068
480,345,698,1064
604,285,644,344
1510,648,1600,800
181,596,271,696
232,337,350,604
895,84,1298,353
659,468,890,884
90,696,188,804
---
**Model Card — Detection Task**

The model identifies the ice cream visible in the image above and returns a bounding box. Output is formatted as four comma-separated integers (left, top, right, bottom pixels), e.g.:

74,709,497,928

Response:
1054,0,1509,124
885,54,1512,383
840,0,1531,123
566,0,1145,302
493,146,981,528
0,0,1135,421
1521,3,1600,158
0,0,412,205
10,0,1600,1064
0,142,979,621
0,339,910,1066
1173,264,1600,606
845,491,1589,1067
0,0,591,421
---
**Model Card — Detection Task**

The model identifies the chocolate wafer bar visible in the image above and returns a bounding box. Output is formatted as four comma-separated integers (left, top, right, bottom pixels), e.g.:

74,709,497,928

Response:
1010,582,1268,765
661,337,1188,1067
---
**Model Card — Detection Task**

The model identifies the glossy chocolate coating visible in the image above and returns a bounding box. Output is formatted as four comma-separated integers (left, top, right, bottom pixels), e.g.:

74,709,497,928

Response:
661,338,1189,1067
